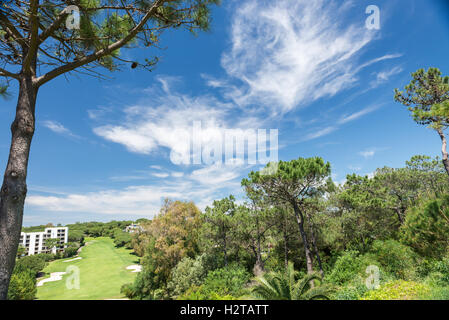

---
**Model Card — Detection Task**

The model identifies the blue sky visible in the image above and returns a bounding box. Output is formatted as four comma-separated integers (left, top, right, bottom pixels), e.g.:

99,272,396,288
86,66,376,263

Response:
1,0,449,226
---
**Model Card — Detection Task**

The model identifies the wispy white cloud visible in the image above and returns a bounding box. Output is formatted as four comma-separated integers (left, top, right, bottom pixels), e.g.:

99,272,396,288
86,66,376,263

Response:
217,0,393,113
371,66,403,87
42,120,80,139
302,104,381,141
303,126,337,141
338,104,381,125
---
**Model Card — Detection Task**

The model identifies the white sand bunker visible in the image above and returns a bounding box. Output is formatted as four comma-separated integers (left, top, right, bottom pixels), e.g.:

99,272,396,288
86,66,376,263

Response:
126,265,142,273
63,257,82,262
37,272,66,287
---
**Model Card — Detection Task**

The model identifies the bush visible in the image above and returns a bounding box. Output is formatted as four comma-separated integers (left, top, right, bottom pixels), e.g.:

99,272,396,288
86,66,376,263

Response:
167,254,207,298
37,253,56,262
433,256,449,284
400,196,449,259
361,280,430,300
63,247,78,258
421,286,449,300
14,254,48,276
178,264,251,300
7,269,37,300
333,280,367,300
113,229,132,248
423,255,449,287
368,240,418,280
326,250,379,285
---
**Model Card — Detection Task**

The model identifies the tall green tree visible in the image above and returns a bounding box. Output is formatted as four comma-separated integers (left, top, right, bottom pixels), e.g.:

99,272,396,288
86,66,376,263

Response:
395,67,449,176
0,0,219,299
242,157,332,275
238,183,277,274
202,195,237,267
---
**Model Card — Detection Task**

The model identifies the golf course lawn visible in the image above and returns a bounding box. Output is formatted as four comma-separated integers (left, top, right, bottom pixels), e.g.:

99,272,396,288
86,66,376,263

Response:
36,237,139,300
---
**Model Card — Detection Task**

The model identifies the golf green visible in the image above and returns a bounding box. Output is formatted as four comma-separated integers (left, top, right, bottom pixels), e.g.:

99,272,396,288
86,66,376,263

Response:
36,237,139,300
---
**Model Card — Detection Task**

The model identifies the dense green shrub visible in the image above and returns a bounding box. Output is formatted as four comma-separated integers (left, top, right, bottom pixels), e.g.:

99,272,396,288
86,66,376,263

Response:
7,269,37,300
167,254,208,298
368,240,418,280
432,256,449,284
420,286,449,300
400,197,449,259
361,280,430,300
63,247,78,258
332,278,368,300
422,255,449,287
113,229,132,248
326,250,379,285
179,264,251,300
14,254,48,276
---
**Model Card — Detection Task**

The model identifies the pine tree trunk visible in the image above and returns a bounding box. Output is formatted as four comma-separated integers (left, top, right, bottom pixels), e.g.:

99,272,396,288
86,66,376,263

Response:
0,75,37,300
283,222,288,271
255,215,264,272
437,128,449,178
292,202,314,275
310,224,324,277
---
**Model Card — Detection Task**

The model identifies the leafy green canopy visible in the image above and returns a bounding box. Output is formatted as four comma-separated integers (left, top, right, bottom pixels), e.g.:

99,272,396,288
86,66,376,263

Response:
395,67,449,130
242,157,332,204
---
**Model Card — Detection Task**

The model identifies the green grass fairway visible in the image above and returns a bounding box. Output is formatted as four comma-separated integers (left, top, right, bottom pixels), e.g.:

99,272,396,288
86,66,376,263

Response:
36,237,139,300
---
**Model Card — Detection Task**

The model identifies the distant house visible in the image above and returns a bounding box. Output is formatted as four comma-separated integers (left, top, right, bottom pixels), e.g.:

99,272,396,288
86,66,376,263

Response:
124,224,143,233
19,227,69,255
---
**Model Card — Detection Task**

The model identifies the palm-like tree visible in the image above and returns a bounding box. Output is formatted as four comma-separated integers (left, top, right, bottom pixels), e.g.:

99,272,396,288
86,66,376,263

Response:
249,262,332,300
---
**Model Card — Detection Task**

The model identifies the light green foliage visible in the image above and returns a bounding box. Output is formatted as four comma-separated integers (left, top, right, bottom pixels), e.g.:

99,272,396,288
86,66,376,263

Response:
179,264,251,300
421,286,449,300
8,254,51,300
368,240,418,280
433,256,449,285
361,280,430,300
7,269,37,300
249,262,332,300
406,155,449,195
423,255,449,287
166,254,208,298
326,250,378,285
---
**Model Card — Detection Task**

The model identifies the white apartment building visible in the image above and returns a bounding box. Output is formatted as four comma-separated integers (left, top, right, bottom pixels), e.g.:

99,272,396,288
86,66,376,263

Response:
124,223,143,233
19,227,69,255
